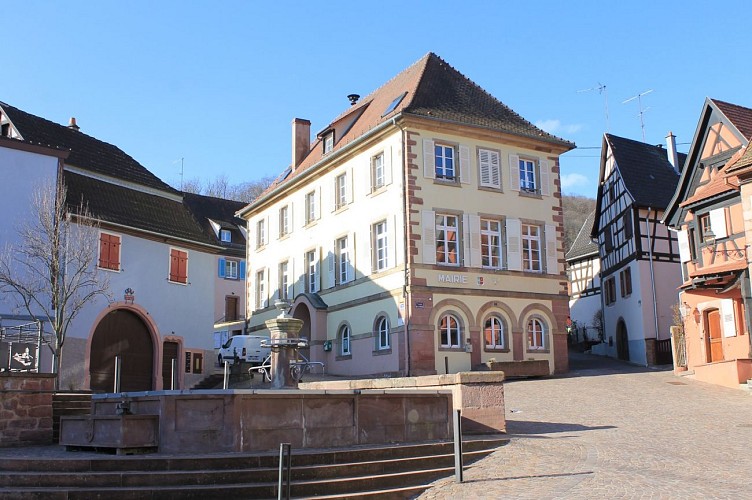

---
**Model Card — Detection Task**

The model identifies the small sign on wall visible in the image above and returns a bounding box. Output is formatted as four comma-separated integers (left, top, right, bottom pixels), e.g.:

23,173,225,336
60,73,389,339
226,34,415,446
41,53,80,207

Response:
9,343,36,372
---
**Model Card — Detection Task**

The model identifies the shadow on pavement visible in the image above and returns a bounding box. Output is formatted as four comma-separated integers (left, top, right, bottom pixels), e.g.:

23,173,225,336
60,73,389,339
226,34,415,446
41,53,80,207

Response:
462,470,594,483
506,419,616,435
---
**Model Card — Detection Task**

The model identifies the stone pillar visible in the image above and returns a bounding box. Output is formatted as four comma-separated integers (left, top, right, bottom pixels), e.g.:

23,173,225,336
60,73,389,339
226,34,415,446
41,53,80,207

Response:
264,301,304,389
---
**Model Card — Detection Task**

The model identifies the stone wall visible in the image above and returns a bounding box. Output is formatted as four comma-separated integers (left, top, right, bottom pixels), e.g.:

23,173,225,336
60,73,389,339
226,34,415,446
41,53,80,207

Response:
0,373,55,447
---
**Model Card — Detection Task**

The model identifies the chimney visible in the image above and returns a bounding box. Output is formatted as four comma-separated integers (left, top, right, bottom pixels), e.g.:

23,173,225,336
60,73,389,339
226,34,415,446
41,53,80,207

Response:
68,117,80,131
666,131,679,173
347,94,360,106
292,118,311,170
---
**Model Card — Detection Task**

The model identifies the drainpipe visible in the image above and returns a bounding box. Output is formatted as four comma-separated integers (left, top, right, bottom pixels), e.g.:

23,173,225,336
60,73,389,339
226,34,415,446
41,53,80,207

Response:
742,269,752,359
646,207,660,348
392,117,412,376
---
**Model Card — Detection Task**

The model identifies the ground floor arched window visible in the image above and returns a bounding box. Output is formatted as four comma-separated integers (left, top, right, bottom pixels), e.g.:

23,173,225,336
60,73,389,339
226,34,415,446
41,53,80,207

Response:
439,313,462,348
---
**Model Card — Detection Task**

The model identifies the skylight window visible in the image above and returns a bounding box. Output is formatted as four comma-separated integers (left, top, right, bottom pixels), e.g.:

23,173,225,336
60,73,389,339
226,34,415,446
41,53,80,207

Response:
382,92,407,117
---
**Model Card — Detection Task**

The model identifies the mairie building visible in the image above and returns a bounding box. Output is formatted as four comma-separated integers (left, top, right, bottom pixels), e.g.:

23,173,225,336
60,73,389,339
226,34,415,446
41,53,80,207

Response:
238,53,574,376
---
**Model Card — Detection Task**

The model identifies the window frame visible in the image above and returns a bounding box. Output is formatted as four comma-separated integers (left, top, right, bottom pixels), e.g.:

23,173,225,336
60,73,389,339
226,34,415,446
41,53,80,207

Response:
434,143,456,180
323,132,334,154
521,223,542,272
278,260,289,301
604,276,617,305
371,152,385,191
335,172,347,209
339,324,351,356
480,218,504,269
255,269,266,310
435,214,460,266
225,259,239,280
220,229,231,243
620,268,632,297
483,315,506,351
256,219,266,248
376,316,390,350
438,312,462,349
279,205,289,237
519,158,537,193
305,191,317,225
527,317,546,351
306,249,319,293
98,232,121,271
336,235,351,285
373,220,389,272
478,147,501,189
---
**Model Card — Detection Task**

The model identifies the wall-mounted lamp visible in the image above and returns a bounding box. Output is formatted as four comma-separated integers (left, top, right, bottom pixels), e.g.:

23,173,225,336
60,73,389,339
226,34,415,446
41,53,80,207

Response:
703,229,746,259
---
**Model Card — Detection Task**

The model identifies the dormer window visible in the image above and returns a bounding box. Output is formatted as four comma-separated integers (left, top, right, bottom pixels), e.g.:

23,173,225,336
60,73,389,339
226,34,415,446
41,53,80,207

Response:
220,229,231,243
323,132,334,154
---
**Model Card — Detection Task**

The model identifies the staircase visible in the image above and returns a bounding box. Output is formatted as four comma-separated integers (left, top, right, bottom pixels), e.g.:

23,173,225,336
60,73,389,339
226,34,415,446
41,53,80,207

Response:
191,373,225,390
52,392,92,443
0,436,507,499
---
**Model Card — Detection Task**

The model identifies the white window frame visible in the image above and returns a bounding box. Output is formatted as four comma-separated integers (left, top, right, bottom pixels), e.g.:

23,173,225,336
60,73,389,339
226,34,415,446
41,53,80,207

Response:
484,316,505,350
373,220,388,272
305,191,316,224
521,224,542,272
336,236,351,284
279,205,289,237
220,229,231,243
306,249,319,293
225,259,239,280
439,313,462,349
481,218,503,269
436,214,460,266
376,316,390,350
324,132,334,154
372,152,385,191
519,158,537,192
435,143,456,180
279,261,289,301
255,269,266,309
527,318,546,350
340,324,351,356
335,173,347,209
256,219,266,248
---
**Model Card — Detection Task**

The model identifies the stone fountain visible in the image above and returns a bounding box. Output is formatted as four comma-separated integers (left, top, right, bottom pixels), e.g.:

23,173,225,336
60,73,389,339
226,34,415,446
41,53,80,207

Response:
262,300,307,389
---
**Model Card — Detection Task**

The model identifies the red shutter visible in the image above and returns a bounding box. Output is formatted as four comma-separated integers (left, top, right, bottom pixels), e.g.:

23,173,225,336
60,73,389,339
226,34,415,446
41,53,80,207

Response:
169,249,180,282
98,234,109,269
177,250,188,283
109,236,121,270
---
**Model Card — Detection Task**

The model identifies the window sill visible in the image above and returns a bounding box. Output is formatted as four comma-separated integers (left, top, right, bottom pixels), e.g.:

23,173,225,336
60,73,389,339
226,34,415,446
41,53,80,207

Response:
168,279,188,286
335,354,352,361
304,220,318,229
333,204,349,215
255,244,267,252
526,348,550,354
433,178,461,187
478,185,503,193
98,266,121,273
368,185,388,197
437,347,465,352
372,348,392,356
518,191,542,199
278,233,290,241
483,347,510,353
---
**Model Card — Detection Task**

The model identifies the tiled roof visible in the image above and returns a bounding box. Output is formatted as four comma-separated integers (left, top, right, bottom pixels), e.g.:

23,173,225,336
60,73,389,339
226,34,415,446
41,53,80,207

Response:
566,210,599,261
64,171,216,246
0,101,175,192
183,192,247,252
712,99,752,140
679,175,736,207
724,142,752,175
259,53,574,198
606,134,682,209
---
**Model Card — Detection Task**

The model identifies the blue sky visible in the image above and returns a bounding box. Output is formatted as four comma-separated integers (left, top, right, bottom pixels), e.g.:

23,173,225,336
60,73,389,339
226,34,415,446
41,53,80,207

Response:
5,1,752,198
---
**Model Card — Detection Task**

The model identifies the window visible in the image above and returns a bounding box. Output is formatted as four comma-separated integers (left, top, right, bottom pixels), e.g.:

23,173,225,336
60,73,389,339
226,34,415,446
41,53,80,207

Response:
336,236,351,284
323,132,334,154
688,227,698,260
279,261,289,300
306,249,319,293
620,268,632,297
371,153,385,191
339,325,351,356
699,213,711,242
256,219,266,248
382,92,407,116
481,219,503,269
519,159,537,192
98,233,121,271
279,206,289,237
220,229,231,243
305,191,316,224
439,313,462,348
335,173,347,209
604,225,614,252
527,318,545,350
478,148,501,189
376,316,390,350
225,296,239,322
435,214,459,266
484,316,505,350
435,144,456,180
225,259,239,279
255,269,266,309
169,248,188,284
373,220,388,272
623,214,633,240
521,224,541,272
604,276,616,305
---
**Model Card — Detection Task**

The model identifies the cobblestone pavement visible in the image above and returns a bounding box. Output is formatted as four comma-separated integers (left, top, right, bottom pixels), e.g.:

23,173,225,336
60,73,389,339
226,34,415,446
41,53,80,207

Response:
421,352,752,499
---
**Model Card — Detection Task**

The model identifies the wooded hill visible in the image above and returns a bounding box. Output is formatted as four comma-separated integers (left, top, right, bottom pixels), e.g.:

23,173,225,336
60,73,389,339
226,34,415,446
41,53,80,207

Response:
562,194,596,255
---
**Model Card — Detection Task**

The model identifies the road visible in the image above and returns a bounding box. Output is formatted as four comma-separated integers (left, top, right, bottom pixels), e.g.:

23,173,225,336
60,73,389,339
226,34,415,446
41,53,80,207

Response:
420,352,751,499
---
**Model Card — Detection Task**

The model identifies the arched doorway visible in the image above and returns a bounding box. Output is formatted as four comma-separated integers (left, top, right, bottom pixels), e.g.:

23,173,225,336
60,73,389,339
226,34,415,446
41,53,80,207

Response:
616,319,629,361
705,308,724,363
292,304,312,361
90,309,154,392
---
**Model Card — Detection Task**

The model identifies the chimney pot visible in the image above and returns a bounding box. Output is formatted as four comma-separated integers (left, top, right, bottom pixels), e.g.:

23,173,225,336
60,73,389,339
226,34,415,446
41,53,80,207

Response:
666,131,680,173
347,94,360,106
68,117,80,131
292,118,311,170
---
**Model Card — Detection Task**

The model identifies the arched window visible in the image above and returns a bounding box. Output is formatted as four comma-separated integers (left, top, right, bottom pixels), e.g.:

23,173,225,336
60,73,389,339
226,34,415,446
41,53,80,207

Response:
339,324,351,356
376,316,390,350
527,318,546,350
484,316,505,349
439,313,462,348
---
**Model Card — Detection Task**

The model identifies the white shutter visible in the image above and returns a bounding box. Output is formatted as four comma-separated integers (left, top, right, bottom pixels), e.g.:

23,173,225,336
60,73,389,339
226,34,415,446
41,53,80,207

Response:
422,210,436,265
423,139,435,179
271,265,279,302
469,214,481,267
545,224,558,274
263,270,269,308
313,248,321,293
347,169,354,205
677,229,691,263
289,201,294,231
462,214,471,267
384,146,393,186
479,149,491,186
264,216,269,244
539,160,550,196
316,186,322,220
389,215,397,268
328,241,336,288
721,299,737,337
290,257,298,300
459,145,470,184
509,154,520,191
489,150,500,188
709,208,727,239
506,218,522,271
347,232,355,281
249,220,256,250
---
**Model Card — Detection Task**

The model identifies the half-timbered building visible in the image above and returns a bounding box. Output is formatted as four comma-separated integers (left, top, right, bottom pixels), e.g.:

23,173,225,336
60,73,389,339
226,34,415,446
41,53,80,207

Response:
591,133,683,365
663,98,752,389
566,211,602,342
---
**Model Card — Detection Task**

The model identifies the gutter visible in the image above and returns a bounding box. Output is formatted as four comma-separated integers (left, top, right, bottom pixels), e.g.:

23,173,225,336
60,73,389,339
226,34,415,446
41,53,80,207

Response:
646,207,660,344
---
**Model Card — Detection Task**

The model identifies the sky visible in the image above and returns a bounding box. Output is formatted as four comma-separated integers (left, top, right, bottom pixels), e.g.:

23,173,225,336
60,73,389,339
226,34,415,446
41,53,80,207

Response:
4,1,752,199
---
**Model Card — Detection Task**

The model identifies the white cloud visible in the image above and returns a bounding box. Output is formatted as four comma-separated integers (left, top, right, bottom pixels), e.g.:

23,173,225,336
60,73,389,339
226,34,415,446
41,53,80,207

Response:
536,119,583,135
560,173,590,190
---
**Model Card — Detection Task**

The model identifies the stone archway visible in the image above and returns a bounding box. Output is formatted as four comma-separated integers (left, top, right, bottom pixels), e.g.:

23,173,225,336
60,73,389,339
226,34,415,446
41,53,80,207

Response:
89,308,154,392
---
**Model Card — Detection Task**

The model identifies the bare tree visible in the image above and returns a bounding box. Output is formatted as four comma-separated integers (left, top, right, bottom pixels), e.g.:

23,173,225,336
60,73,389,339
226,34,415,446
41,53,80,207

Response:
177,175,274,203
0,181,111,388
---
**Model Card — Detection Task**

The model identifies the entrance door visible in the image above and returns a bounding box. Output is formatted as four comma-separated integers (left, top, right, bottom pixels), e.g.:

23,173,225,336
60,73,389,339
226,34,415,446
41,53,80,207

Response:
705,309,724,363
162,341,179,390
616,320,630,361
90,309,154,392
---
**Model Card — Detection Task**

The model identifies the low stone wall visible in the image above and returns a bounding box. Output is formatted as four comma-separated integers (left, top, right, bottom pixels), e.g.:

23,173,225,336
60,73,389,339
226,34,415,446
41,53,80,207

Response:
74,388,453,453
301,371,506,434
486,360,549,378
0,373,55,447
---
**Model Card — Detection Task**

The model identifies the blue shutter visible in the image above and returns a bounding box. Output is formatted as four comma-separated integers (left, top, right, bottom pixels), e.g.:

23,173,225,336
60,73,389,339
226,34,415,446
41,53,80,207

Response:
218,257,226,278
239,260,246,280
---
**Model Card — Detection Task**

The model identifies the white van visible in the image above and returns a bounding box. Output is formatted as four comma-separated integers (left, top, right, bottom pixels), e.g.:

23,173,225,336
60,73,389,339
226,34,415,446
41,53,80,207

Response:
218,335,270,366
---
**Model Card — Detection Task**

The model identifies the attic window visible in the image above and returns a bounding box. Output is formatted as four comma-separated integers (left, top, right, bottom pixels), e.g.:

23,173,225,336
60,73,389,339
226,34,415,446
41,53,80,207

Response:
382,92,407,117
220,229,231,243
323,132,334,154
1,123,9,137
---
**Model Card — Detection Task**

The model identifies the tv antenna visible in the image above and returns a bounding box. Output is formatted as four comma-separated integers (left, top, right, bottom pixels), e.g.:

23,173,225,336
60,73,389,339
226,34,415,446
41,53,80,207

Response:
173,157,185,190
577,82,609,131
622,89,653,142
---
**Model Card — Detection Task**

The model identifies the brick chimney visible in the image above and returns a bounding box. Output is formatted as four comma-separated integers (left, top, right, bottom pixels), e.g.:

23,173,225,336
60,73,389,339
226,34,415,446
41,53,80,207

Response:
292,118,311,170
68,117,80,131
666,131,680,173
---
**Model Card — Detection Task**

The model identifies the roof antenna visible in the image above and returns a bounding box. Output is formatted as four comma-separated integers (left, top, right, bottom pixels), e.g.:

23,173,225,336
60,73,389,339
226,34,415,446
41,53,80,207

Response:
622,89,653,142
577,82,609,131
172,157,184,190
